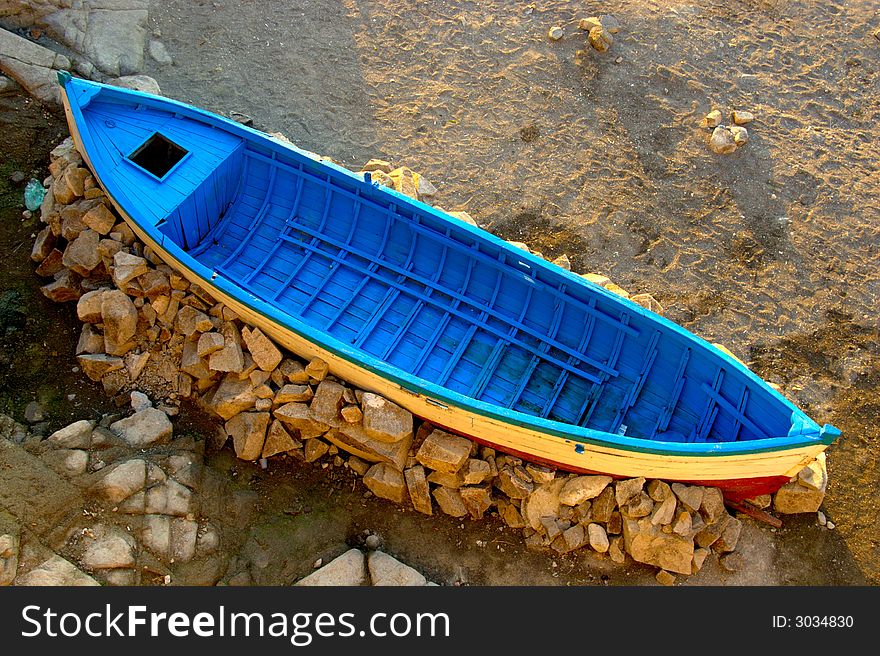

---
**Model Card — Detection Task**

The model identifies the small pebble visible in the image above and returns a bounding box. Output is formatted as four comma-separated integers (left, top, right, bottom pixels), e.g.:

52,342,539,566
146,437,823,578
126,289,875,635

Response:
313,558,323,569
705,109,723,128
588,26,613,52
732,110,755,125
730,125,749,145
817,510,827,526
709,126,737,154
548,26,564,41
578,17,602,31
826,521,835,530
365,534,381,550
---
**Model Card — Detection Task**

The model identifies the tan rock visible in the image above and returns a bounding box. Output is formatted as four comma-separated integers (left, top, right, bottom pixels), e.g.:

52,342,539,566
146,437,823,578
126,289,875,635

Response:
730,125,749,146
548,25,564,41
416,429,471,473
77,354,124,382
361,392,413,443
704,109,723,128
650,495,677,526
433,486,468,517
110,408,173,447
714,515,742,553
41,268,82,302
112,251,149,287
208,322,246,373
31,225,56,263
622,517,694,575
387,167,419,199
709,126,737,154
495,466,534,499
672,483,703,512
460,486,493,520
588,26,613,52
309,380,345,424
609,536,626,564
360,158,393,174
62,229,101,276
95,459,146,503
305,357,329,381
700,487,726,523
732,110,755,125
226,411,269,460
797,452,827,492
304,438,330,462
197,332,225,357
275,402,329,437
692,547,710,573
76,289,106,323
363,462,406,503
208,374,257,420
404,465,432,515
631,293,664,315
275,384,313,404
615,476,646,507
281,359,309,383
176,305,212,336
447,210,477,226
521,478,566,531
462,459,493,485
588,522,610,553
35,248,64,278
81,204,116,235
101,289,138,346
774,480,824,514
324,424,411,471
579,17,602,31
241,326,282,371
340,405,362,423
76,323,105,355
656,570,676,586
560,475,612,506
604,282,629,298
624,492,654,518
295,548,366,586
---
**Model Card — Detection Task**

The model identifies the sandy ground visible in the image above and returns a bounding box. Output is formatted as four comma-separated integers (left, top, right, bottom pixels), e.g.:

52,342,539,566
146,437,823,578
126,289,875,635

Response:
0,0,876,585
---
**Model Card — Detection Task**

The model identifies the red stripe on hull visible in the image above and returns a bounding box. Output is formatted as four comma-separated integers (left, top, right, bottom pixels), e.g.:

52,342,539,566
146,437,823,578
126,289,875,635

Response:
435,424,789,502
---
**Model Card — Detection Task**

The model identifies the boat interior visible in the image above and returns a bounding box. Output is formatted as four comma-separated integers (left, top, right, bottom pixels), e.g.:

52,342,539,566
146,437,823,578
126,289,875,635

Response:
79,90,802,446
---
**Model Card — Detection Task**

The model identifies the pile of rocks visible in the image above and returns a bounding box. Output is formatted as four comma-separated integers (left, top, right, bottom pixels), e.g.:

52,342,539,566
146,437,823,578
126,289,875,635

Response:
705,108,755,155
579,15,620,54
28,137,828,584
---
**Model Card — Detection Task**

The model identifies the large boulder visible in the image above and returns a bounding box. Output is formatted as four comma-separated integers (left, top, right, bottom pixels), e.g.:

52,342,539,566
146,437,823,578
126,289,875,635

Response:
110,408,173,447
296,548,366,586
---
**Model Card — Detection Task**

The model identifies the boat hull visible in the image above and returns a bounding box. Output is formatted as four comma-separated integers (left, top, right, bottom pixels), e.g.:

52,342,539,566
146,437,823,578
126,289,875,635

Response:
58,77,832,501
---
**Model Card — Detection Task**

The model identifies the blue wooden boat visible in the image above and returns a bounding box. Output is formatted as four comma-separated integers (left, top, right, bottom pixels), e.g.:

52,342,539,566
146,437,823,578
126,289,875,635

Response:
58,73,839,499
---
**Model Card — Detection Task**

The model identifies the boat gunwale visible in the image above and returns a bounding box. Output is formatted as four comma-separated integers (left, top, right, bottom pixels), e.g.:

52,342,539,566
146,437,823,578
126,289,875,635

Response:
59,74,839,459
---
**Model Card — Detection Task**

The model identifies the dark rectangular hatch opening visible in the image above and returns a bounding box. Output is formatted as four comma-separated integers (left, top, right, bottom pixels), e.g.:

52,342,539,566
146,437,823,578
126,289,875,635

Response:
128,132,188,179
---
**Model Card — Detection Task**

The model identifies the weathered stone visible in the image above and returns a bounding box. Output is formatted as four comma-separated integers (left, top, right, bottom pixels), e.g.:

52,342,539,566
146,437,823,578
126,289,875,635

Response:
35,248,64,278
462,459,493,485
387,167,419,199
101,289,138,346
296,548,366,586
671,510,693,537
262,420,301,458
208,322,246,372
324,424,411,471
585,523,608,553
363,462,406,503
498,499,526,528
95,459,146,503
0,525,19,586
404,466,432,515
62,229,101,276
48,419,95,448
241,326,282,371
304,438,330,462
624,492,654,518
672,483,703,513
548,25,564,41
81,203,116,235
124,351,150,382
110,408,173,447
495,466,534,500
76,324,104,355
176,305,212,336
615,477,646,507
650,495,677,526
145,479,191,516
746,494,772,509
348,456,370,476
447,210,477,226
732,110,755,125
41,267,82,302
797,452,828,492
694,515,728,549
360,158,393,174
226,411,270,461
426,469,464,489
704,109,723,128
169,518,198,563
141,514,170,559
274,402,329,438
609,536,626,564
361,393,413,443
31,225,56,263
82,529,135,570
709,126,737,154
459,486,493,520
209,375,257,420
310,380,346,424
714,516,742,553
112,251,149,286
588,26,613,52
560,475,612,506
730,125,749,146
622,517,694,575
433,486,468,517
692,547,710,573
368,550,427,586
340,405,362,423
76,289,105,323
416,429,471,473
552,524,583,553
631,293,664,314
600,14,621,33
275,384,313,404
305,358,329,381
540,516,563,540
720,552,745,572
656,570,676,586
521,479,566,531
700,487,726,523
774,480,824,514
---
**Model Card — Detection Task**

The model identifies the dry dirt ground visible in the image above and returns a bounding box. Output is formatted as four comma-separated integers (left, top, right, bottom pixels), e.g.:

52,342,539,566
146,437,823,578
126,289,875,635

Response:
0,0,877,585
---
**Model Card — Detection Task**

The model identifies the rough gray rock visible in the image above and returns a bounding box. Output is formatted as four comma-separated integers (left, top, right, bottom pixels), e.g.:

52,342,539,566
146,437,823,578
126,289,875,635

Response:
95,458,146,503
48,419,94,448
15,554,99,586
368,550,427,586
110,408,173,447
